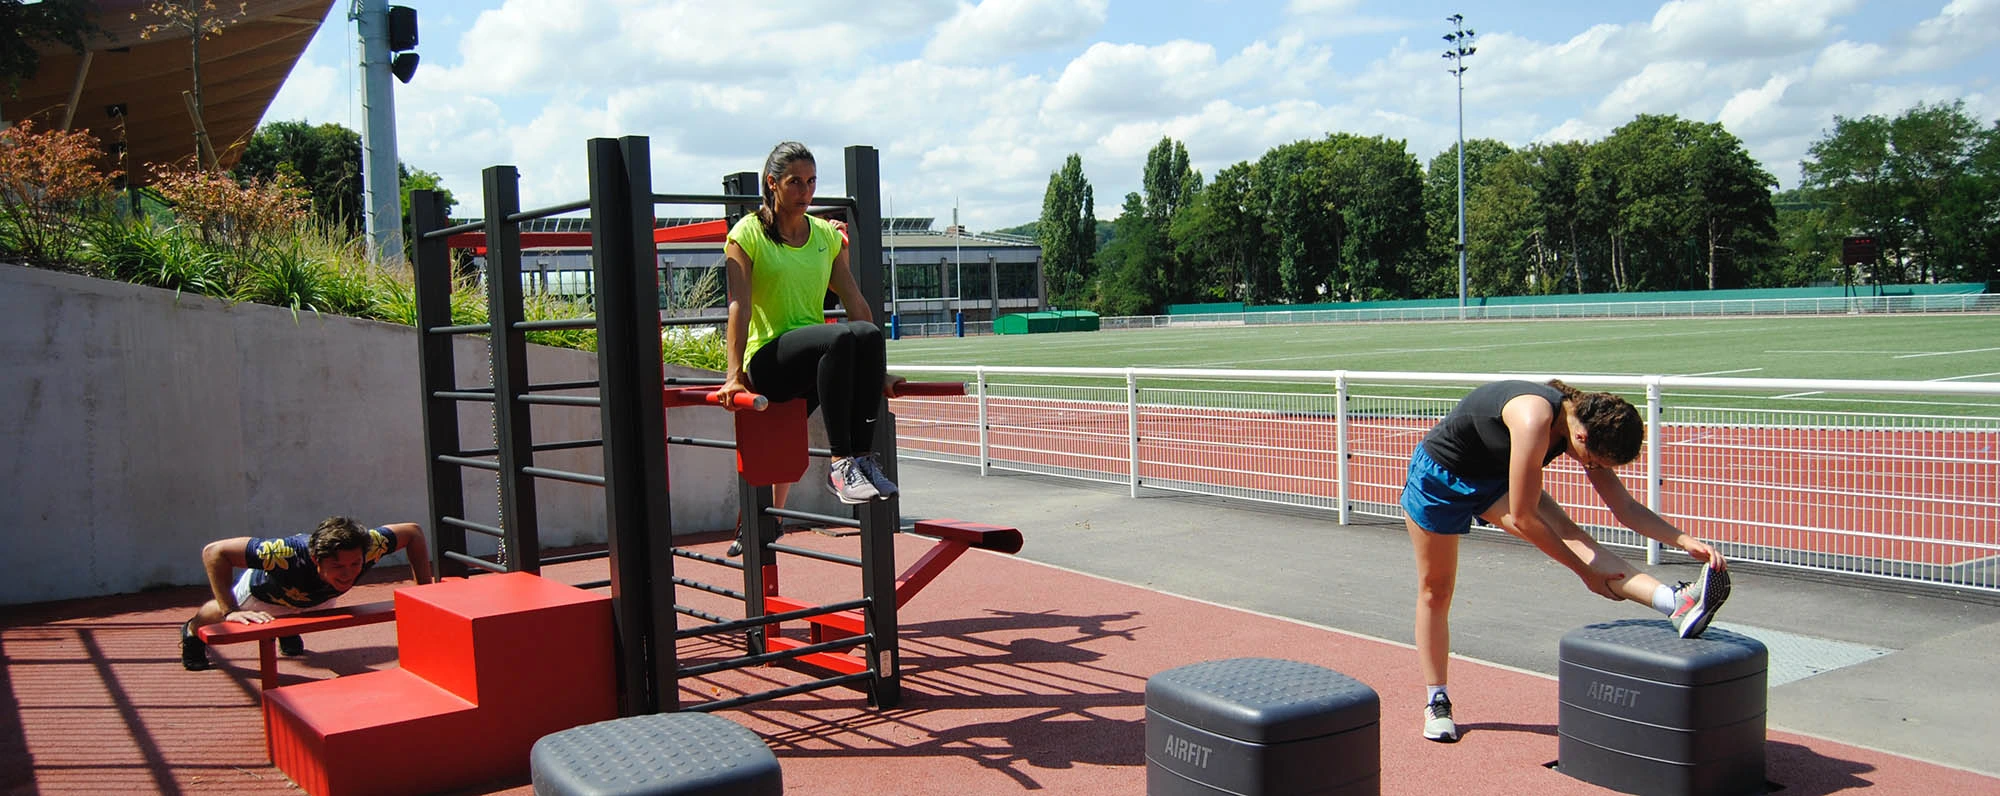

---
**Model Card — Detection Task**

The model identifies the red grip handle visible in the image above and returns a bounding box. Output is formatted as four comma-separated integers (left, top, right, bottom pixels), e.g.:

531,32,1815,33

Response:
889,381,967,398
663,387,768,411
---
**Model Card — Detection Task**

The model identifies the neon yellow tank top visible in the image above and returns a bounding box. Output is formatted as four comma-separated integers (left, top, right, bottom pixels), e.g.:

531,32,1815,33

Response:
727,214,840,360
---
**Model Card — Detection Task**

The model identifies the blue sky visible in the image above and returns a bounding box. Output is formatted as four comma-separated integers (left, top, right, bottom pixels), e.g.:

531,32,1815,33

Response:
262,0,2000,231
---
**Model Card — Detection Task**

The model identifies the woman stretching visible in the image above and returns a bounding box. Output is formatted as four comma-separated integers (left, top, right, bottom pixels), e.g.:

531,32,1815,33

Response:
716,141,902,504
1402,379,1729,743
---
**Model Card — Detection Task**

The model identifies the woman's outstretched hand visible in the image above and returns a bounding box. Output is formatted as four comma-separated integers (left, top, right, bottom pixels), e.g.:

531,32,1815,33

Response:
883,373,907,397
715,374,751,412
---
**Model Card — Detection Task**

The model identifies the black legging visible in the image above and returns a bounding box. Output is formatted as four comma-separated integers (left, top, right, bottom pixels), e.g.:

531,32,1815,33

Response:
745,321,885,457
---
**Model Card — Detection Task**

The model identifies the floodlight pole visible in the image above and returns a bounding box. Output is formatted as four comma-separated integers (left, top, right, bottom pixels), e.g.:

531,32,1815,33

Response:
355,0,404,265
1444,14,1475,320
954,199,964,337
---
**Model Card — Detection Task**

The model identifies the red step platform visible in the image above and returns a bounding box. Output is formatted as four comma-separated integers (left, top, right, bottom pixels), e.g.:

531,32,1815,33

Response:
262,572,617,796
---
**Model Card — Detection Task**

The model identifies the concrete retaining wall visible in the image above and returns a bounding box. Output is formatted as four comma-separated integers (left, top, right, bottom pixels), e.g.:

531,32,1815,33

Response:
0,264,748,605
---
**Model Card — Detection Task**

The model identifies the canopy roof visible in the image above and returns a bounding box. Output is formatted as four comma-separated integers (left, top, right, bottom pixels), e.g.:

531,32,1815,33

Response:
5,0,334,184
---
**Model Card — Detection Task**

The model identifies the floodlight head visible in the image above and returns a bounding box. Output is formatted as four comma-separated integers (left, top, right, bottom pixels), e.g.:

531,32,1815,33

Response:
391,52,420,83
1444,33,1455,41
1448,13,1463,24
1466,46,1476,56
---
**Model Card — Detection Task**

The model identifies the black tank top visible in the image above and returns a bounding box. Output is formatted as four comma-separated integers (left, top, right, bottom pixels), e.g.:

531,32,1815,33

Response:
1421,380,1567,479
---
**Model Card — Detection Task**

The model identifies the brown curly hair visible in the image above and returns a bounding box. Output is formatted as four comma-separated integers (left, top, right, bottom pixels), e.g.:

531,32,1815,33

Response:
1547,380,1643,465
307,516,370,560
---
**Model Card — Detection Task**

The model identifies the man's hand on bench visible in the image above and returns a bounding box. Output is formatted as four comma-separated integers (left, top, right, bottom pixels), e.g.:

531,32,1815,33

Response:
225,609,276,624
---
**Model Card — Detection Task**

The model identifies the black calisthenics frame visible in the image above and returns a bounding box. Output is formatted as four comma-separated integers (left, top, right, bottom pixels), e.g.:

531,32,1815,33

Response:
409,136,896,716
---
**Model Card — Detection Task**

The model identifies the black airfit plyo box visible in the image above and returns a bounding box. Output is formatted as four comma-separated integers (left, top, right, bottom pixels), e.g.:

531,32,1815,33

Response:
1145,657,1379,796
1557,619,1768,796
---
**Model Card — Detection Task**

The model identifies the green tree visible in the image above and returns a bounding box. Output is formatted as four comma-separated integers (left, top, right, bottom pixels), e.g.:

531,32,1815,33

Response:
1092,192,1162,315
1036,153,1096,307
1133,136,1201,307
235,120,364,235
1,0,100,95
399,163,454,262
1170,161,1266,302
1419,139,1512,299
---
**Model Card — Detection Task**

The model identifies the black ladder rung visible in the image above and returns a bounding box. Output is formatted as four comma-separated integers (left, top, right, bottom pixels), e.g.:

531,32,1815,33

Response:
678,635,873,678
684,671,875,713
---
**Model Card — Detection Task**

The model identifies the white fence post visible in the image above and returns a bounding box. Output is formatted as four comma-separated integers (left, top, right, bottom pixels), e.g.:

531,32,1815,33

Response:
1336,371,1351,526
976,366,989,476
1128,369,1141,498
1645,376,1663,565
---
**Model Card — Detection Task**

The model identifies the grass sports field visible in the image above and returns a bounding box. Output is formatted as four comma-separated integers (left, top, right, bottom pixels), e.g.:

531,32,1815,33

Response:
886,313,2000,415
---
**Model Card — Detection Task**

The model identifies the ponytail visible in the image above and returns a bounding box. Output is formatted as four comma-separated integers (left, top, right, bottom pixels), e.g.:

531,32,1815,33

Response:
1547,379,1643,465
756,141,815,245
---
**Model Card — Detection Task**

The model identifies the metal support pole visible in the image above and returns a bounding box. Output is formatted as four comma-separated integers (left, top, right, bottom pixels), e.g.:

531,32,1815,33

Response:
411,189,467,579
482,165,540,573
587,136,673,715
355,0,405,264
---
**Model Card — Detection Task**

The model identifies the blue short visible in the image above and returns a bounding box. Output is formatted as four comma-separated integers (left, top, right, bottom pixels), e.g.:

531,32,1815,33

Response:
1400,446,1508,535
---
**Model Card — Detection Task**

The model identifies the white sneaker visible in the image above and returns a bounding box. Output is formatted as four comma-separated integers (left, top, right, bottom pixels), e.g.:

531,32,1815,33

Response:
852,453,898,498
1423,693,1458,742
827,457,881,504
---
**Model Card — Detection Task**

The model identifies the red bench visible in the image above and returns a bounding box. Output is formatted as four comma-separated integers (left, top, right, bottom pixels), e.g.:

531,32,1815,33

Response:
197,601,397,691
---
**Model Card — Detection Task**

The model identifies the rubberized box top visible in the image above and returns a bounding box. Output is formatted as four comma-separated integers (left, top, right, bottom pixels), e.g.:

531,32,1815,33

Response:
531,712,782,796
1146,657,1379,744
1560,619,1767,686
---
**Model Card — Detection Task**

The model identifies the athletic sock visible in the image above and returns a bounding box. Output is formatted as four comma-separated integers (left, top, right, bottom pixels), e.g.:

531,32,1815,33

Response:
1426,684,1448,704
1651,583,1677,615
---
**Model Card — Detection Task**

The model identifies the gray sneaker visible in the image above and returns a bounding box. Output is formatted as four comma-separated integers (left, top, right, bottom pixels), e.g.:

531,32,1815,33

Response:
1669,565,1731,639
1423,692,1458,742
852,454,898,498
827,457,882,504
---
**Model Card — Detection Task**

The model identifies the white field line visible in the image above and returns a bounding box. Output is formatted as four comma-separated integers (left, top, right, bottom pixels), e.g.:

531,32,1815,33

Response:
1681,368,1764,377
1894,347,2000,359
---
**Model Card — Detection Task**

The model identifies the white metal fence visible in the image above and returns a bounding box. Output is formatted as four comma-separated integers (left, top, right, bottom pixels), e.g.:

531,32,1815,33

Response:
888,367,2000,593
1104,293,2000,330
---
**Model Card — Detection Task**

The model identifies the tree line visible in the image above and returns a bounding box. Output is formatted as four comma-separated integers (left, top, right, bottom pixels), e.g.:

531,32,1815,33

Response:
1034,101,2000,314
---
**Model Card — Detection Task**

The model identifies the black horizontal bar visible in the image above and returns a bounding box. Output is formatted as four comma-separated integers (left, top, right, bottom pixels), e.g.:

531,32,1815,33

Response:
541,549,610,565
678,635,873,678
521,466,605,486
527,380,601,392
441,516,506,538
667,436,736,451
663,376,725,386
428,323,493,335
672,547,746,570
651,192,760,205
675,597,871,641
444,550,507,572
459,437,603,458
571,578,610,590
768,543,861,568
437,454,501,472
434,391,498,403
519,394,601,407
675,604,731,625
767,507,858,529
661,315,725,328
672,576,746,602
515,318,598,332
508,198,591,222
684,672,875,713
422,220,483,240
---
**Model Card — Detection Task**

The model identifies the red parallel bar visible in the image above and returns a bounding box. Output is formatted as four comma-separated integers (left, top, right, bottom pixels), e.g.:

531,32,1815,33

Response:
197,601,397,691
662,387,768,411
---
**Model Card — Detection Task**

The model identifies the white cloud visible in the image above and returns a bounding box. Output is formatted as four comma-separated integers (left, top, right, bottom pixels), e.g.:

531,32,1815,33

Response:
925,0,1108,66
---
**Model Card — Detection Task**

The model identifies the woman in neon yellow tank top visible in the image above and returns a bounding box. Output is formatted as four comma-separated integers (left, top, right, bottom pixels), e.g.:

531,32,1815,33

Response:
715,141,903,504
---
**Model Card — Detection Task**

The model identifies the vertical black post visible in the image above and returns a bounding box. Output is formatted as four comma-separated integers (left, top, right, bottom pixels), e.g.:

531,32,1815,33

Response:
842,145,899,707
843,146,884,316
720,169,766,659
411,189,468,580
588,136,672,715
483,165,541,573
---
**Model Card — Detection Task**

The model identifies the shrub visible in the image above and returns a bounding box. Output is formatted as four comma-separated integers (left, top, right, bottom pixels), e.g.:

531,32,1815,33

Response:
149,165,309,251
0,122,118,269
